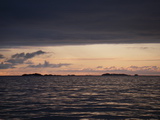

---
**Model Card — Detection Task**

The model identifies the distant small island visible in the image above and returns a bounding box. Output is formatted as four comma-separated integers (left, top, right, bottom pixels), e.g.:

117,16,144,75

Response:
22,73,43,76
22,73,76,77
102,73,130,76
22,73,61,76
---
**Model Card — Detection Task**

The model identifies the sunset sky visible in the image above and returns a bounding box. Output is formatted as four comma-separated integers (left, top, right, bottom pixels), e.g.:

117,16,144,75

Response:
0,0,160,75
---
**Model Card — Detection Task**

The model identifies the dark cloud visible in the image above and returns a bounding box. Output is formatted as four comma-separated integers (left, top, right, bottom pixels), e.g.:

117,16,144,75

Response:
11,50,46,59
7,59,25,65
28,61,71,68
12,53,25,58
127,47,152,50
0,0,160,47
6,50,46,65
25,60,34,64
0,62,15,69
0,50,46,69
0,54,5,59
97,66,103,69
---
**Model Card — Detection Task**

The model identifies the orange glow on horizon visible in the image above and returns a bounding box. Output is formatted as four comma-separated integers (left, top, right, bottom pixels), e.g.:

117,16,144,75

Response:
0,44,160,76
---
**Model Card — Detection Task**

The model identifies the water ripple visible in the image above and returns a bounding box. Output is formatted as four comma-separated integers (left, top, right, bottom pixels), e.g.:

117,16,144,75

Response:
0,76,160,119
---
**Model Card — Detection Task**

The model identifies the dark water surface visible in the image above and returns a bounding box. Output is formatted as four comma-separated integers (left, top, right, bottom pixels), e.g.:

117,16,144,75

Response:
0,76,160,120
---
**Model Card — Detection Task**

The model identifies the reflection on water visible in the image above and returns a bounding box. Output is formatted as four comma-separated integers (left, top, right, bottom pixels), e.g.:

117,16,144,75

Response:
0,76,160,119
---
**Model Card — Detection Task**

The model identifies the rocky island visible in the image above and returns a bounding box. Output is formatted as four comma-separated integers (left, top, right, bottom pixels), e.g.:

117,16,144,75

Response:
22,73,43,76
102,73,130,76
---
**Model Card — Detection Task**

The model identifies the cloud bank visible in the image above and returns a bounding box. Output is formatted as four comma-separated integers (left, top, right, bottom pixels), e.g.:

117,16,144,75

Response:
0,54,4,59
0,50,46,69
0,50,72,70
1,0,160,47
27,61,71,68
11,50,46,59
0,62,15,69
6,50,46,65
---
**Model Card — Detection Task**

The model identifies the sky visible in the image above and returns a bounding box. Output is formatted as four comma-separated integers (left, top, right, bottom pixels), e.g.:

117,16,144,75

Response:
0,0,160,75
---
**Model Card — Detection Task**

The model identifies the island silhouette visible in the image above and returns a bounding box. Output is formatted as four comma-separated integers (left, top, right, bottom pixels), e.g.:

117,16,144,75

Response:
101,73,130,76
22,73,138,76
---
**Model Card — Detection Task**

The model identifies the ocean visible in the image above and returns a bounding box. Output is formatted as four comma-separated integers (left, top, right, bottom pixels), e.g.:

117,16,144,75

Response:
0,76,160,120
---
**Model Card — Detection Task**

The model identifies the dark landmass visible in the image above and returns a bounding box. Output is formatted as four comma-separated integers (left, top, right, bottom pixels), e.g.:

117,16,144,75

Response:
18,73,160,77
67,74,76,76
22,73,62,76
22,73,77,77
22,73,43,76
44,74,61,76
22,73,132,77
134,74,139,76
1,73,160,77
102,73,130,76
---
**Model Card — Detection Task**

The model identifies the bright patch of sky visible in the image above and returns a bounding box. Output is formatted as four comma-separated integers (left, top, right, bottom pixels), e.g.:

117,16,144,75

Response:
0,43,160,75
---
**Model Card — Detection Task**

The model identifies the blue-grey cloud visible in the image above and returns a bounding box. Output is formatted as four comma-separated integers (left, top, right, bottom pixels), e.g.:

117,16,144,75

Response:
0,54,4,59
0,62,15,69
11,50,46,59
96,66,103,69
7,59,25,65
0,50,47,69
0,0,160,47
28,61,71,68
6,50,46,65
25,60,34,65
